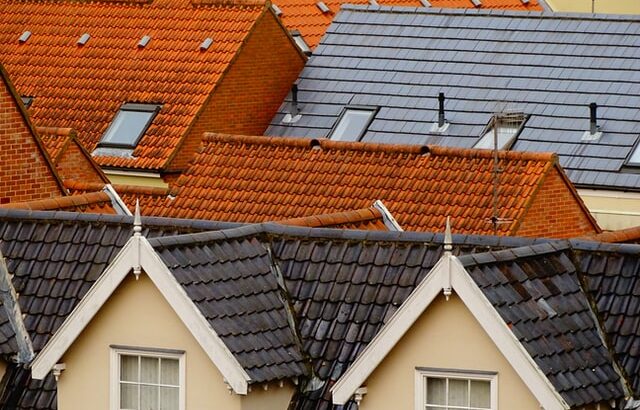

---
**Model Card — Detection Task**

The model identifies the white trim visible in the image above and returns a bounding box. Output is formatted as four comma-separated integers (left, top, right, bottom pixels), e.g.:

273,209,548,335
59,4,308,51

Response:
331,254,568,410
103,184,133,216
414,368,497,410
103,169,163,179
373,200,403,232
110,346,186,410
31,236,250,394
577,188,640,200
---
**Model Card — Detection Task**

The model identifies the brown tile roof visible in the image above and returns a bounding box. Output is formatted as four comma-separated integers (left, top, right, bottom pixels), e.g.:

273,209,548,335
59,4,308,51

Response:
580,226,640,244
139,133,577,236
274,0,543,49
278,206,389,230
0,0,268,171
0,192,116,214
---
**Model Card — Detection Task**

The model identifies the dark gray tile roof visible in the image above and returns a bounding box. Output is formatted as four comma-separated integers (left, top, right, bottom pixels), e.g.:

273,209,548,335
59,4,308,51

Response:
266,6,640,191
460,242,626,407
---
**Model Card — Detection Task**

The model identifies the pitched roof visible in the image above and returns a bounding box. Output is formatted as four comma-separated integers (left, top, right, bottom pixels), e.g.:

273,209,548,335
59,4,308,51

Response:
274,0,542,49
266,7,640,192
0,0,268,171
141,133,580,236
0,64,66,203
0,192,117,214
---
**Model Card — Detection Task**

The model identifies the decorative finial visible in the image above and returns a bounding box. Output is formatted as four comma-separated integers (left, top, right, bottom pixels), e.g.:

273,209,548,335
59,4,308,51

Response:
133,199,142,280
133,199,142,237
444,216,452,253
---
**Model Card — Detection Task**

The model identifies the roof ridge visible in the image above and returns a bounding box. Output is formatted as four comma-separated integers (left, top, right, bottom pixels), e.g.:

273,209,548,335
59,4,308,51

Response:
112,184,170,196
459,240,573,267
35,127,75,138
340,4,640,22
190,0,267,7
0,192,112,211
278,206,382,228
202,133,555,162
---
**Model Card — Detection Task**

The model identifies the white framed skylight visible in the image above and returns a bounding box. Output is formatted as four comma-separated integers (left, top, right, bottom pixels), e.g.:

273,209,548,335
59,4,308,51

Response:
627,141,640,166
474,113,525,150
98,103,161,149
329,106,378,142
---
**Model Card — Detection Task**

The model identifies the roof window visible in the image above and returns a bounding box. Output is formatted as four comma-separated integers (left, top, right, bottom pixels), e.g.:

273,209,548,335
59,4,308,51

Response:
626,142,640,167
18,31,31,44
329,107,378,142
98,103,161,149
316,1,331,13
77,33,90,46
474,112,525,150
290,30,311,55
20,96,33,109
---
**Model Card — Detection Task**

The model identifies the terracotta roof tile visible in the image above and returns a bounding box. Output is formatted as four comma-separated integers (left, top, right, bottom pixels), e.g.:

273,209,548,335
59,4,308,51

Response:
274,0,542,49
279,206,388,230
0,0,266,171
0,192,116,214
141,133,560,235
580,226,640,244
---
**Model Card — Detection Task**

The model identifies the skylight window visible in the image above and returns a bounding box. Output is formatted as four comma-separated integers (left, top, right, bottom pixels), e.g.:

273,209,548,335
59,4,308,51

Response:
290,30,311,55
474,112,525,150
627,142,640,166
329,107,378,142
98,103,161,149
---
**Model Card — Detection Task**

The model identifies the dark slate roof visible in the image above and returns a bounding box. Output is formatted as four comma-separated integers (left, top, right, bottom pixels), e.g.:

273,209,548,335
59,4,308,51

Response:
0,302,19,359
151,235,308,383
460,242,626,407
266,6,640,191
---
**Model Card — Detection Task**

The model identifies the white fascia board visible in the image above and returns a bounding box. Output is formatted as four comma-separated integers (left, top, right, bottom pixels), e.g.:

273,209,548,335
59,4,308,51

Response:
31,237,250,395
372,200,403,232
450,259,568,410
331,254,449,404
139,239,250,394
332,255,568,410
31,239,136,379
103,184,133,216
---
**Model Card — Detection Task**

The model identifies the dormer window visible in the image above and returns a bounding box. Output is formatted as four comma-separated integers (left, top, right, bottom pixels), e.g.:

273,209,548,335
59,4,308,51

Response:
329,106,378,142
99,103,161,149
474,112,525,150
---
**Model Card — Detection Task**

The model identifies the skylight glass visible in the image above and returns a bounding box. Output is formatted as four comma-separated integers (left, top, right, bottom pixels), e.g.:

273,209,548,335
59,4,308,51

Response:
628,144,640,166
329,108,377,142
99,103,160,148
474,113,525,150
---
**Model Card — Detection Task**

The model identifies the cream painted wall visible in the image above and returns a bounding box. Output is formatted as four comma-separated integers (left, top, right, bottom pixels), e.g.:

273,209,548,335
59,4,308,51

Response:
56,273,296,410
0,359,7,383
104,172,169,188
578,189,640,230
546,0,640,14
360,293,540,410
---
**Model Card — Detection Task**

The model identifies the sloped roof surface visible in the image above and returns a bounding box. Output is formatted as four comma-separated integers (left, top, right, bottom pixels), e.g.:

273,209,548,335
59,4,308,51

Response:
151,235,307,383
274,0,542,49
0,193,117,214
0,0,265,171
266,7,640,191
460,243,626,407
142,134,558,236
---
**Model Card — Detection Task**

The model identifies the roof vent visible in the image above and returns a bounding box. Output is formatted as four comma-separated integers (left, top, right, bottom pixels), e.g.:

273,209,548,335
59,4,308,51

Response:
419,0,431,6
369,0,379,5
137,35,151,48
77,33,90,46
271,3,283,15
582,102,602,141
316,1,331,13
420,145,430,156
310,139,321,150
199,37,213,51
291,30,311,55
18,31,31,44
470,0,482,6
282,83,302,123
520,0,529,3
430,92,449,133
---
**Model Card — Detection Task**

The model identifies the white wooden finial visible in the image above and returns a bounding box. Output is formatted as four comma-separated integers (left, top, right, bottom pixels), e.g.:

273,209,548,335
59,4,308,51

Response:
443,216,452,301
133,199,142,237
444,216,452,253
132,199,142,280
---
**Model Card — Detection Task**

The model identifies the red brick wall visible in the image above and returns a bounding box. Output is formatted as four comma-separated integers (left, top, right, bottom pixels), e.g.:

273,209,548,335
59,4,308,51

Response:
55,141,106,185
0,78,63,204
166,11,306,172
515,168,598,238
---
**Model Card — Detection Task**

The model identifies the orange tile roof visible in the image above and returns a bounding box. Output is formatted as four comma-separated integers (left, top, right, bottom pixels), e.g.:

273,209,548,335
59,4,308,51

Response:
0,192,117,214
0,0,267,171
140,134,566,235
64,180,170,214
274,0,542,49
278,206,389,230
580,226,640,244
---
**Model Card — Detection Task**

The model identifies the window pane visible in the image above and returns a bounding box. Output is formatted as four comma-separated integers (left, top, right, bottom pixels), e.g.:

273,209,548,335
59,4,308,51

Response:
101,110,154,146
470,380,491,408
629,145,640,164
140,357,159,384
475,124,520,150
448,379,469,406
161,358,179,386
426,377,446,405
120,383,139,410
121,355,138,382
160,387,179,410
330,110,374,141
140,385,159,410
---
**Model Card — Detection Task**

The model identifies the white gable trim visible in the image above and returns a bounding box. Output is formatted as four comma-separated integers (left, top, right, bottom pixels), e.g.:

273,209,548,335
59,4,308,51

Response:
30,236,250,394
331,254,568,410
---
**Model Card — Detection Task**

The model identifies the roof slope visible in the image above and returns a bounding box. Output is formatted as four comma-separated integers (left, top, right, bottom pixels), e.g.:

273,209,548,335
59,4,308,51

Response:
143,133,561,236
0,0,266,171
266,7,640,191
274,0,542,49
0,192,117,214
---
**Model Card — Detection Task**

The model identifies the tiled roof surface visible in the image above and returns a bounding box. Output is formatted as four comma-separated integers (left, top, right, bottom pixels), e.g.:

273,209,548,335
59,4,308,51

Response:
0,0,266,171
266,7,640,191
460,243,625,407
143,134,558,236
152,236,307,383
0,193,117,215
581,226,640,244
278,206,388,230
274,0,541,49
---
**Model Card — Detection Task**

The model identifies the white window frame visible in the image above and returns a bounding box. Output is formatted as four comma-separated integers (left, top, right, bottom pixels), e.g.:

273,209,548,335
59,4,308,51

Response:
414,368,498,410
110,346,186,410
